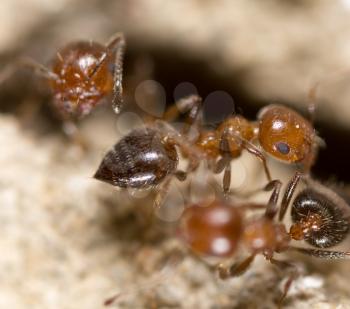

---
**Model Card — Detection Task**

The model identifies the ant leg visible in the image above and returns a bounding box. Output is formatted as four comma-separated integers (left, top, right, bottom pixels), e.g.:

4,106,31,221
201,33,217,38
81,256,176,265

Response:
240,138,272,182
263,180,282,219
0,57,58,85
154,171,187,211
268,257,299,308
223,131,272,182
154,120,204,160
237,203,267,211
213,155,232,193
213,156,229,174
278,171,304,222
216,133,234,193
162,95,203,135
154,131,204,210
154,129,203,210
217,255,255,279
289,247,350,259
89,32,126,114
107,33,126,114
222,160,232,194
0,57,59,128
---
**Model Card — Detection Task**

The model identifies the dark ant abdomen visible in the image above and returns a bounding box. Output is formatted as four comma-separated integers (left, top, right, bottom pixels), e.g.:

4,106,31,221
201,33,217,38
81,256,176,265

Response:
291,189,350,248
94,128,178,188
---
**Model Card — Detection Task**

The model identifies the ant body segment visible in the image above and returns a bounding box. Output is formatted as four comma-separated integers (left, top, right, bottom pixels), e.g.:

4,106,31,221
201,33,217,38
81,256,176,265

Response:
94,95,204,208
194,103,317,192
178,172,350,306
94,93,318,207
1,32,125,139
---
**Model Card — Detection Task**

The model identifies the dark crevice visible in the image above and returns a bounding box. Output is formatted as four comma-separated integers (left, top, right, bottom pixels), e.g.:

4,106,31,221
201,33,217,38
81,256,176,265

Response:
131,47,350,183
1,37,350,183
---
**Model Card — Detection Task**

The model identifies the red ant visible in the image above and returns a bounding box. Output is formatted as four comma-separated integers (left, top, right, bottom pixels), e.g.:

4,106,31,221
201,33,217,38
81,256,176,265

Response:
193,102,317,191
94,93,319,207
0,32,125,140
178,172,350,307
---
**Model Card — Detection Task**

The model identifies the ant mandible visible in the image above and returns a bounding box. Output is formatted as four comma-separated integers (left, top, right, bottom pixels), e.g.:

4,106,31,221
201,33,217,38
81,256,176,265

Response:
1,32,125,139
94,93,318,208
178,172,350,307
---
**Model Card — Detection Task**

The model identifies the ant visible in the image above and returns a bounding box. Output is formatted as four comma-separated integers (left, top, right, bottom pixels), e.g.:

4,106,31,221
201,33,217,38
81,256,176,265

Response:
0,32,125,140
178,172,350,307
94,92,318,208
193,102,317,192
94,94,203,207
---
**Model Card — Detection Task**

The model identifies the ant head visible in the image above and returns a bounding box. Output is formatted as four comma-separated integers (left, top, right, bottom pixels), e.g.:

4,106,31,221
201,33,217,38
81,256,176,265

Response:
50,41,114,118
290,188,350,248
258,105,315,164
178,199,242,258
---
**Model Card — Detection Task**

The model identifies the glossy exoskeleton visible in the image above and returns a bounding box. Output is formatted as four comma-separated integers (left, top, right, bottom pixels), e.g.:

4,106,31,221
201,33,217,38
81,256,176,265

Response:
1,32,125,139
94,95,202,207
190,103,318,192
178,172,350,306
95,91,319,198
94,128,179,188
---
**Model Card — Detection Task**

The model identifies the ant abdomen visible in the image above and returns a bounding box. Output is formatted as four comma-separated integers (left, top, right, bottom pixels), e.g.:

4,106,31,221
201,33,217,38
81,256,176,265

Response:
94,128,178,188
50,41,114,119
217,115,256,157
178,200,243,257
290,189,350,248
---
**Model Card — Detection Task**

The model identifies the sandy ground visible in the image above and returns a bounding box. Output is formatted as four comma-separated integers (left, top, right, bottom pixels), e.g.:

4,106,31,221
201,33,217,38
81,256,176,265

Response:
1,113,350,309
2,1,350,308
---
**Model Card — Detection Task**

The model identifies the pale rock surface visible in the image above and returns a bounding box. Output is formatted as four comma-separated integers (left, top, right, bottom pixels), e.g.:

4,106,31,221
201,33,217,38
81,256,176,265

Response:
0,115,350,308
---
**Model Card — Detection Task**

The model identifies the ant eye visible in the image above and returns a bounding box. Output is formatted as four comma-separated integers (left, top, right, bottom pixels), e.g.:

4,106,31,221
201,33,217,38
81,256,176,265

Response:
258,105,315,163
275,142,290,155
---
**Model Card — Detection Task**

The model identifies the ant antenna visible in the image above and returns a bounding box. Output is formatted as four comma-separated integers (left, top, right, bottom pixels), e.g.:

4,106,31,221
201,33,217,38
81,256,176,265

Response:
308,66,350,124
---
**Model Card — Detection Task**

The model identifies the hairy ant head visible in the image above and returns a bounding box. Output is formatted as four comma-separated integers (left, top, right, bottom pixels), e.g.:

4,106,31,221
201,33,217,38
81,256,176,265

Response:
94,128,178,188
178,200,243,257
50,41,114,119
290,188,350,248
258,105,315,164
0,32,125,134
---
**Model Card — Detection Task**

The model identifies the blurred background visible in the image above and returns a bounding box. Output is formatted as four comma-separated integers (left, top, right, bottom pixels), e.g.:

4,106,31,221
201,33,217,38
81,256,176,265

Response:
1,0,350,180
2,0,350,308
